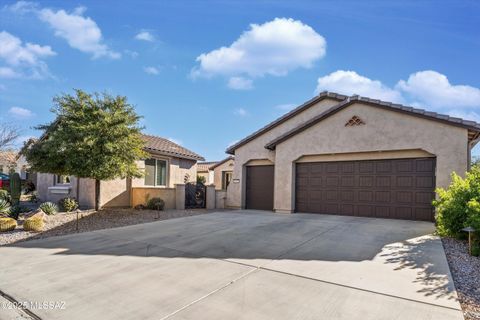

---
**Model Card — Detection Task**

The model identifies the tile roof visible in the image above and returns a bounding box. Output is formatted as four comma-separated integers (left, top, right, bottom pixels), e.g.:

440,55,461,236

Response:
226,92,347,154
142,134,205,161
0,151,18,164
197,161,218,171
265,93,480,150
209,156,234,170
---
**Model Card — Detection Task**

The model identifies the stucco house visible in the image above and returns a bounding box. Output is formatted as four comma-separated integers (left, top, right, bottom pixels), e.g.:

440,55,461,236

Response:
36,134,204,208
197,161,217,184
197,156,234,190
225,91,480,221
0,151,30,179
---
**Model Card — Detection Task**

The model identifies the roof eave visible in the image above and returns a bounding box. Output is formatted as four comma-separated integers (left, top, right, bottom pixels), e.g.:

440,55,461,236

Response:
145,148,205,162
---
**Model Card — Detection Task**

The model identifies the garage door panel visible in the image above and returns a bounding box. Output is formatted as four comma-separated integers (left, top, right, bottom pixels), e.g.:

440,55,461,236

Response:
246,166,274,211
295,158,435,221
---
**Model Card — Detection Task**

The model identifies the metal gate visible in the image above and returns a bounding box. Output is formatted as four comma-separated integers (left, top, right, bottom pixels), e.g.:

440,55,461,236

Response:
185,182,206,209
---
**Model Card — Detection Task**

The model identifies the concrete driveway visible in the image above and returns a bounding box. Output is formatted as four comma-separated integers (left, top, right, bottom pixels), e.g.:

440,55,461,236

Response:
0,210,462,320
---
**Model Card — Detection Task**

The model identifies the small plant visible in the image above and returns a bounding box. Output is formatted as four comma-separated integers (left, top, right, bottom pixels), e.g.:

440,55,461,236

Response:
0,217,17,232
146,197,165,211
197,175,206,184
472,243,480,257
0,199,10,215
58,197,79,212
23,181,35,194
29,191,39,203
23,217,44,232
0,190,10,203
39,202,58,215
7,205,30,220
9,172,21,205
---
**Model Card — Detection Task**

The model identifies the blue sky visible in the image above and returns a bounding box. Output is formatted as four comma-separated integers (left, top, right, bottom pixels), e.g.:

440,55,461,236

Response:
1,0,480,161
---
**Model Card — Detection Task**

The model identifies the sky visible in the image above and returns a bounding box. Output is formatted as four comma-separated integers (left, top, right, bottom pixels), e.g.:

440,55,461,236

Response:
0,0,480,161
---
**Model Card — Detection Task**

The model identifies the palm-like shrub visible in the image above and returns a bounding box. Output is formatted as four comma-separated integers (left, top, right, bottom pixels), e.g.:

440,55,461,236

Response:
58,197,78,212
6,205,30,220
39,202,58,215
0,217,17,232
0,190,10,203
23,217,44,232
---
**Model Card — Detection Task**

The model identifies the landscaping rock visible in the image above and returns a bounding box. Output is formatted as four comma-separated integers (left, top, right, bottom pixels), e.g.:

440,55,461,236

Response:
24,209,46,220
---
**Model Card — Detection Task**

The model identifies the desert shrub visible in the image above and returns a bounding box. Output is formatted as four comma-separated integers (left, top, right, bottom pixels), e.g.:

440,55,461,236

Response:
29,191,39,203
146,197,165,211
23,217,44,232
39,202,58,215
0,190,10,203
7,205,30,220
58,197,78,212
23,181,35,194
472,243,480,257
197,175,206,184
0,217,17,232
434,166,480,238
0,199,10,215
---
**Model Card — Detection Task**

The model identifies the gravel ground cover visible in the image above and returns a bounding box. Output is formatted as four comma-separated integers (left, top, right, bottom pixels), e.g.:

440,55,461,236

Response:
442,237,480,320
0,208,218,246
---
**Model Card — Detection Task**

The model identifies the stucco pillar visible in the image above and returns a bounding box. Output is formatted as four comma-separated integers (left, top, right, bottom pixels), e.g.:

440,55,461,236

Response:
175,184,185,210
206,185,216,210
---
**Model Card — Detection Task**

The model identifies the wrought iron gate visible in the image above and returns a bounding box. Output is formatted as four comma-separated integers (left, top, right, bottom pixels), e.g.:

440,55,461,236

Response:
185,183,206,209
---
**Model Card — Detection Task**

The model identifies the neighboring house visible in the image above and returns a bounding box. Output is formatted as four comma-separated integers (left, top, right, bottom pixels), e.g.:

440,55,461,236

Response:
226,91,480,222
197,161,217,184
0,150,30,179
210,156,234,190
36,134,205,208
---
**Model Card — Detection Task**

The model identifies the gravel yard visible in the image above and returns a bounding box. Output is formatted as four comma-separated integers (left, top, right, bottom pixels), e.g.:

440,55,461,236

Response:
0,208,218,246
442,237,480,320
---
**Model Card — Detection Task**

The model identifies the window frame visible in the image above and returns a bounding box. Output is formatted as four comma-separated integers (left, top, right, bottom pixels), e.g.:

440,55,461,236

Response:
144,158,169,187
55,175,71,186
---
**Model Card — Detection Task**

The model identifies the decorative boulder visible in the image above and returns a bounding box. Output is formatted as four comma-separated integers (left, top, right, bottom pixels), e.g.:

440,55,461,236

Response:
24,209,46,220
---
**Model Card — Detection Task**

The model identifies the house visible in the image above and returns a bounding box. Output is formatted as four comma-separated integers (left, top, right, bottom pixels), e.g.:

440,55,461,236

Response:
225,91,480,221
36,134,205,209
0,150,30,179
197,157,234,189
197,161,217,184
210,156,234,190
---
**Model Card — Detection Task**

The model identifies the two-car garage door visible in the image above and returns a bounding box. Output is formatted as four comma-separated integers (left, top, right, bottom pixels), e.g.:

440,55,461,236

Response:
295,158,436,221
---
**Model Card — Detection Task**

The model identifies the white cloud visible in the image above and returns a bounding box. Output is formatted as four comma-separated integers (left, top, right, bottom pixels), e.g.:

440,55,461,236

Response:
314,69,480,123
3,1,38,14
228,77,253,90
233,108,248,117
8,106,33,118
193,18,326,88
316,70,404,103
38,6,120,59
135,31,154,42
124,50,138,59
396,70,480,108
143,66,159,75
0,31,55,78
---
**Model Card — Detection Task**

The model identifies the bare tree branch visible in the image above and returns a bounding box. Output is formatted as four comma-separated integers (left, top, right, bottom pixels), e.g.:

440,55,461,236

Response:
0,123,20,150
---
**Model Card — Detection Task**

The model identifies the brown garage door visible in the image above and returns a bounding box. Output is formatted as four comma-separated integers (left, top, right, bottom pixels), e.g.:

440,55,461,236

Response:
295,158,436,221
246,165,274,210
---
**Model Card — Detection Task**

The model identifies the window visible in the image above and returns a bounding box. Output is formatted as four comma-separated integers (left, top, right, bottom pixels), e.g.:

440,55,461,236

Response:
56,175,71,185
144,159,167,186
222,171,233,190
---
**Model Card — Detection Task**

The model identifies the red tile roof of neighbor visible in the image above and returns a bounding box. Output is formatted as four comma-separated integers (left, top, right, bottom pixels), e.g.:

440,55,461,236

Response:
197,162,218,171
226,91,480,154
0,151,18,164
142,134,205,161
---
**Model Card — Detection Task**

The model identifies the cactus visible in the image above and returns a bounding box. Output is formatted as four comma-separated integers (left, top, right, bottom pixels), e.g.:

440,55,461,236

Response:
9,172,21,206
0,217,17,232
23,217,44,232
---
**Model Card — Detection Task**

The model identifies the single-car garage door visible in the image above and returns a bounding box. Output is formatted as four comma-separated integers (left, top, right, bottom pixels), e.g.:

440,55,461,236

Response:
246,165,274,210
295,158,436,221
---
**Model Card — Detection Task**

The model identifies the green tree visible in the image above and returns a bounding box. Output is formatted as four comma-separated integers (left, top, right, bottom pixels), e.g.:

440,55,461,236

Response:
22,90,147,210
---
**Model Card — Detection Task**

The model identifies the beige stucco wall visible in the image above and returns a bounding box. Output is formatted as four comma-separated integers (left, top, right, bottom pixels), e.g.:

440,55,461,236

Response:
38,154,198,209
229,101,470,212
197,171,210,183
131,187,176,209
227,97,341,208
213,158,235,190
